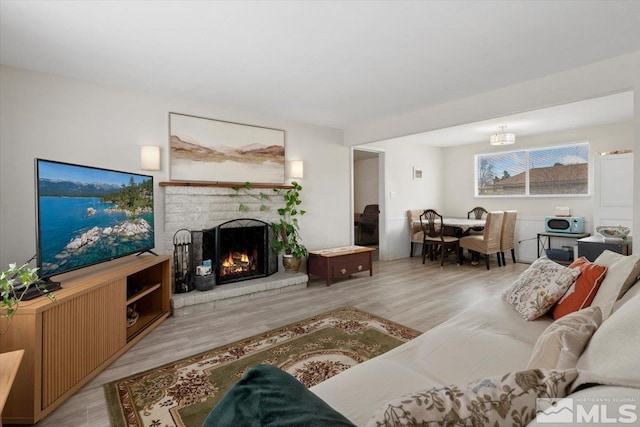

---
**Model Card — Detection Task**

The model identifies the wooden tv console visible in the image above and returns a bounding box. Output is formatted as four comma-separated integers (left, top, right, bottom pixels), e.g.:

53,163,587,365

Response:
0,254,171,424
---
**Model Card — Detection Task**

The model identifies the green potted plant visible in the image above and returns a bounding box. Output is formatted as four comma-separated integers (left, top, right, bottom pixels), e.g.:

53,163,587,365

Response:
271,181,308,272
1,263,55,337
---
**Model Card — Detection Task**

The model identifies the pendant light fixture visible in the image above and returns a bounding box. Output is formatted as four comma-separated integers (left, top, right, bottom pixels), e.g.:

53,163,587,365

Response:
490,126,515,146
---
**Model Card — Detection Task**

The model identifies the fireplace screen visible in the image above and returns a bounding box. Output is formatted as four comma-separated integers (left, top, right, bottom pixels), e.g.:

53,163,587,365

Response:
216,219,277,285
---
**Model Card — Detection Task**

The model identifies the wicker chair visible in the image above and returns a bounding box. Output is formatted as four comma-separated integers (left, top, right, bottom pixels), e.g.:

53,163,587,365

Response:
500,210,518,265
420,209,460,267
459,211,504,270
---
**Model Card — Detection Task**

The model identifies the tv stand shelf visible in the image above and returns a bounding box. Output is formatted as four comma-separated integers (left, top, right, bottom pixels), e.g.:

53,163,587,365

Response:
128,282,162,305
0,254,171,424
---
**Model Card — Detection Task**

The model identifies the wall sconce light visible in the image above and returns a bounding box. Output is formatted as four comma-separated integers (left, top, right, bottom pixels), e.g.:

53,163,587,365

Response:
140,146,161,171
288,160,304,179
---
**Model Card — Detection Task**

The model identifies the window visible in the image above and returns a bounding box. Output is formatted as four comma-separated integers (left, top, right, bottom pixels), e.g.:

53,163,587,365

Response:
476,142,589,197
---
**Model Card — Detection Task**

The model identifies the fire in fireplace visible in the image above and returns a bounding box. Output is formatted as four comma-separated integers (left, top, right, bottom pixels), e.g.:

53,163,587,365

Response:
220,246,258,277
218,219,280,284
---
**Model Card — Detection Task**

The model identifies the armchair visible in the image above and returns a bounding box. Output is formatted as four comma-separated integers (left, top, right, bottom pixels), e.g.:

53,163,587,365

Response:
355,204,379,245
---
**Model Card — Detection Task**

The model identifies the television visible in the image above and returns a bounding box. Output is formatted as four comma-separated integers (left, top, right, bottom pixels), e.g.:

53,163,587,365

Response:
35,159,155,280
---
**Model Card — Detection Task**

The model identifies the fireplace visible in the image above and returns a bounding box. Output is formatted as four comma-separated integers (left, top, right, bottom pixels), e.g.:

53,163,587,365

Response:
190,219,278,286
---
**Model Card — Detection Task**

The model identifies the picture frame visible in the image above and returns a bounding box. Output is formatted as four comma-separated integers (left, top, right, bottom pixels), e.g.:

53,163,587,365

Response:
169,112,285,184
413,167,423,179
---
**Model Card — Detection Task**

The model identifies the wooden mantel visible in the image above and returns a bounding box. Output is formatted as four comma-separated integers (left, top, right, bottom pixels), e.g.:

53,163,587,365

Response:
159,181,293,189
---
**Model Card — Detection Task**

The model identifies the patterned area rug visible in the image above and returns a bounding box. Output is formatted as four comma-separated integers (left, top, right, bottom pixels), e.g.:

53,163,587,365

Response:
105,306,420,427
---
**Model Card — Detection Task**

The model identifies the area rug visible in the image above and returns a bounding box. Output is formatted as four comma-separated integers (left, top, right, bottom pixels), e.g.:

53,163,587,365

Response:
105,306,420,427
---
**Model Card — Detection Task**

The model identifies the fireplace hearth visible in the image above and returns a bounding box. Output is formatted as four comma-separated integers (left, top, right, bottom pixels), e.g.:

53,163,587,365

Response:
164,186,309,314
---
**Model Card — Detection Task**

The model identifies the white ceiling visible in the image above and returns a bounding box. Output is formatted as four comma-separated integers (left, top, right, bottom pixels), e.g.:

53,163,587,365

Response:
1,1,639,133
387,91,634,147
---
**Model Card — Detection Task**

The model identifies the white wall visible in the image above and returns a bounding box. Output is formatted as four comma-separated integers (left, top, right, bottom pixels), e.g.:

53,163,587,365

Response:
441,121,634,261
353,157,379,213
363,140,444,260
0,65,348,268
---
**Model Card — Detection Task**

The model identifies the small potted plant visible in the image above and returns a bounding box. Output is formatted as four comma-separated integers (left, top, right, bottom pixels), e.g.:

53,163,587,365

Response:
271,181,308,272
1,263,55,337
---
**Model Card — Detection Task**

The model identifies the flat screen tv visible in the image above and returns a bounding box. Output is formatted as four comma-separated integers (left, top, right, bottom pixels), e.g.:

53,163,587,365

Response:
35,159,155,280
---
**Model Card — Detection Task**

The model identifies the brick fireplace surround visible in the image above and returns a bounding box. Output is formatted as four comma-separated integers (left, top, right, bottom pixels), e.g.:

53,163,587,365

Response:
162,184,308,316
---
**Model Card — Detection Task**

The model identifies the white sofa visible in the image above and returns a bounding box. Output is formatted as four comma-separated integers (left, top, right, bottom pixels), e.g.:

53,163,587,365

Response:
311,251,640,426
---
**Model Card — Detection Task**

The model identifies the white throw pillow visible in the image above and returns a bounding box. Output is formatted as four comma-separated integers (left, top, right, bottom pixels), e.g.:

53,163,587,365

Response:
591,251,640,319
573,288,640,391
502,256,581,321
527,306,601,370
366,369,578,427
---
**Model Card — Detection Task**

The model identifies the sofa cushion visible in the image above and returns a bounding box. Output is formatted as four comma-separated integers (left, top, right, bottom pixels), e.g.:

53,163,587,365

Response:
573,286,640,391
311,358,440,427
527,306,601,370
591,251,640,319
366,369,578,427
502,256,581,320
202,364,355,427
552,257,607,320
612,277,640,313
311,296,552,426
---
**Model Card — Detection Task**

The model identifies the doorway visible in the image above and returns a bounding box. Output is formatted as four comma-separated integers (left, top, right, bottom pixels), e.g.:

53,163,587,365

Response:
352,147,386,260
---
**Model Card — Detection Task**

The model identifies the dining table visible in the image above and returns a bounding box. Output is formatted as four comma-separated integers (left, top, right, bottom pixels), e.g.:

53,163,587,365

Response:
412,217,486,237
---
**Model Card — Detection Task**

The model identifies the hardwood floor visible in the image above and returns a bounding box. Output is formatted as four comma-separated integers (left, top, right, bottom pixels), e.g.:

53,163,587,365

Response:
32,256,528,427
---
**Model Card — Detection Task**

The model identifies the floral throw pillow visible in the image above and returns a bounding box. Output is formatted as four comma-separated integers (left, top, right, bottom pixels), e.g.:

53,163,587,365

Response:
366,369,578,427
502,256,581,320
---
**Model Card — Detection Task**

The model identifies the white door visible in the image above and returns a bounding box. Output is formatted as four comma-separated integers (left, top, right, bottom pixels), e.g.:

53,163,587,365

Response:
593,152,634,235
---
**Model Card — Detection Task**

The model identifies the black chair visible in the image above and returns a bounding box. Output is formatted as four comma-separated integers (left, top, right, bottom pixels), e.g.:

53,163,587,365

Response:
467,206,488,220
355,204,379,245
420,209,460,267
467,206,488,233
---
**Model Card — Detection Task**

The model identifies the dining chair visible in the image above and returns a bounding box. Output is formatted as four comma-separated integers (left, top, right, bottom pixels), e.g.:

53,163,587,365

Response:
407,209,425,257
467,206,488,220
500,210,518,266
419,209,460,267
467,206,488,233
459,211,504,270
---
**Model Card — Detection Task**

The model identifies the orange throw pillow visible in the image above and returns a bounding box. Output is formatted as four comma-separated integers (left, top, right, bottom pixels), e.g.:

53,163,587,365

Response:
552,257,607,320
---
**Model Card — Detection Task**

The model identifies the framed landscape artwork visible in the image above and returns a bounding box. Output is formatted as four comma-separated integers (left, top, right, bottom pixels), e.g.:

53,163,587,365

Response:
169,113,286,184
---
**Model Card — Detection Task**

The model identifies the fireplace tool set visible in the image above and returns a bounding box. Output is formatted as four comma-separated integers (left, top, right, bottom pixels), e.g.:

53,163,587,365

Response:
173,228,216,293
173,229,194,293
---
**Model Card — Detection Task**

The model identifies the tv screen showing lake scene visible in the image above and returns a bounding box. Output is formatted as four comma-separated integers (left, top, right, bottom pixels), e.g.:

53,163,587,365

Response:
36,159,155,278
